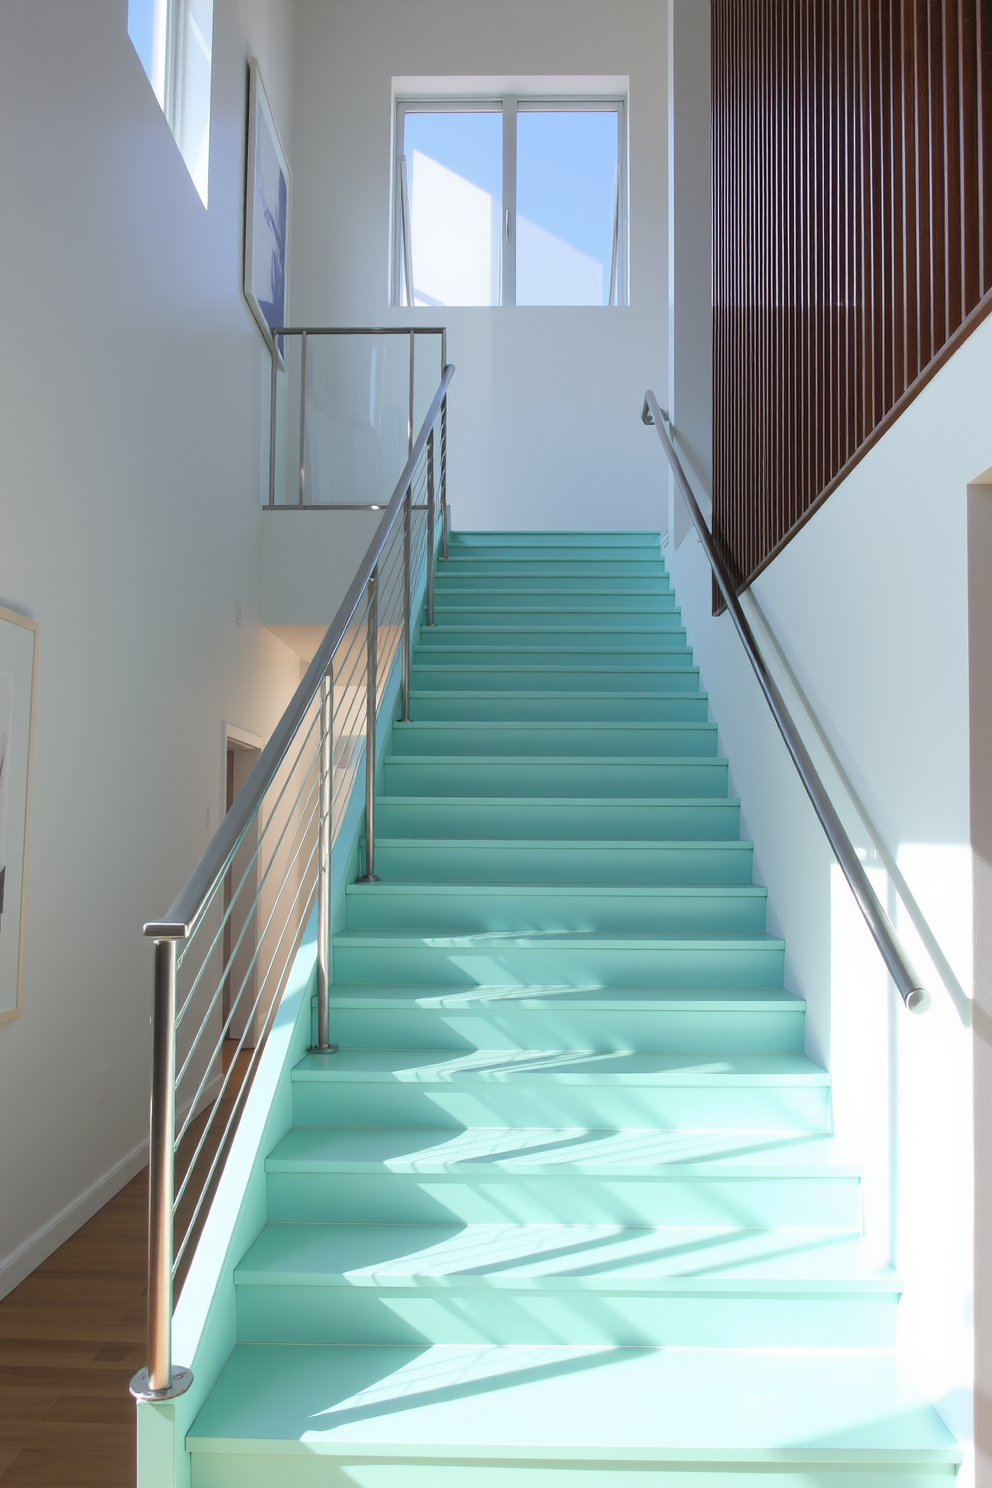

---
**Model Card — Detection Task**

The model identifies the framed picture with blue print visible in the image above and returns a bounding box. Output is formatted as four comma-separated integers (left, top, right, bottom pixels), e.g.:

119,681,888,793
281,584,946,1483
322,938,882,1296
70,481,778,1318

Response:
0,606,37,1025
244,56,291,363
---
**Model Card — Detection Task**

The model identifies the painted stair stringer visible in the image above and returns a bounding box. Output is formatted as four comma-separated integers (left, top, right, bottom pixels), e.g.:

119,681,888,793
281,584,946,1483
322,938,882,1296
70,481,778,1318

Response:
186,530,959,1484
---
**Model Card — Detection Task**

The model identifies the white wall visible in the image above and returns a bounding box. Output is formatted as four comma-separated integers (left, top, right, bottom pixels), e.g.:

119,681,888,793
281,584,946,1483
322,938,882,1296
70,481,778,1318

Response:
0,0,300,1295
662,264,987,1488
289,0,668,534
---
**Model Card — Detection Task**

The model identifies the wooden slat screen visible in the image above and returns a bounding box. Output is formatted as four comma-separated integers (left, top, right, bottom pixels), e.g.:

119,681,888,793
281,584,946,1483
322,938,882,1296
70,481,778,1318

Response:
712,0,992,597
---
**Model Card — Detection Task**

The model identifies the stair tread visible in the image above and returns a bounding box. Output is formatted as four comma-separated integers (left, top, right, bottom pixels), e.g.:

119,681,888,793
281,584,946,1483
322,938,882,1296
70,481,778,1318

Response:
334,928,784,948
291,1049,827,1084
188,1343,959,1461
267,1125,859,1175
235,1223,897,1290
323,984,803,1009
346,882,766,897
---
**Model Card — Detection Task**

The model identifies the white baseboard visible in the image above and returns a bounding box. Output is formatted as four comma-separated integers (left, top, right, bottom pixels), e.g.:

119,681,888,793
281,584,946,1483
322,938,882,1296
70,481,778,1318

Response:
0,1071,224,1302
0,1136,149,1301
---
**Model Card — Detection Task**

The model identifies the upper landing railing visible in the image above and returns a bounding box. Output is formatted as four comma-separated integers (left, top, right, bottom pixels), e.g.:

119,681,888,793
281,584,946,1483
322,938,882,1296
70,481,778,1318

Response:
642,389,929,1017
130,329,453,1403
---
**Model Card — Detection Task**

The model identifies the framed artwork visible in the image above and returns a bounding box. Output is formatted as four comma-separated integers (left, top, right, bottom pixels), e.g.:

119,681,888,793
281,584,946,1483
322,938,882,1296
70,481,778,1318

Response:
244,57,291,361
0,608,38,1024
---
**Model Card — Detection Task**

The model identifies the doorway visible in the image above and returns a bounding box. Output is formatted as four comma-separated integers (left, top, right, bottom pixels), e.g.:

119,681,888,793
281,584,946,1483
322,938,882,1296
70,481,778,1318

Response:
223,730,262,1048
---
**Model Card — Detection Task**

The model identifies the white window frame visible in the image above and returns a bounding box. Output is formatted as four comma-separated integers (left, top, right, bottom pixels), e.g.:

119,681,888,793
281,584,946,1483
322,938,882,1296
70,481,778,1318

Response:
128,0,213,205
392,94,629,308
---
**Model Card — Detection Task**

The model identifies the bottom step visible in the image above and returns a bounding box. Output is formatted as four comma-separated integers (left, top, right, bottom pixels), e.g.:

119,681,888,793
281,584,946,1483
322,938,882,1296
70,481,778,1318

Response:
188,1344,960,1486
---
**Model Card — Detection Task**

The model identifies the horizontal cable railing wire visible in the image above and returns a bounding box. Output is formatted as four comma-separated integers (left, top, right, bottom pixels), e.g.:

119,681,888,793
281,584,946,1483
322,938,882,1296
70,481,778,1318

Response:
131,357,454,1405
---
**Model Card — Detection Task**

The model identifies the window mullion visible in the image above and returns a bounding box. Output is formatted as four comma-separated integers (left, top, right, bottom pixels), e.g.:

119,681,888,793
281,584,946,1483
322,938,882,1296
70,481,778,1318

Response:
501,97,517,307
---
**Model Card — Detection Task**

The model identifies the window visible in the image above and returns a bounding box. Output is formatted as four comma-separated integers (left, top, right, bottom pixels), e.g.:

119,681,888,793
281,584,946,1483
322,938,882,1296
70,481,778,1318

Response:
127,0,214,205
393,94,627,308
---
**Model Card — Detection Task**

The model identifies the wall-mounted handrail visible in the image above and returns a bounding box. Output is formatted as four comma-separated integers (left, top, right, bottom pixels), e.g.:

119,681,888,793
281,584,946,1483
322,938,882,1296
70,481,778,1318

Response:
131,360,454,1407
642,389,929,1017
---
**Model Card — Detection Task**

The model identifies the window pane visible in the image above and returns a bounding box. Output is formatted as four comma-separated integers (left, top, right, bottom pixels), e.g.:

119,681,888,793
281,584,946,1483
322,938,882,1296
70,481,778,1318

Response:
403,111,502,307
516,110,619,307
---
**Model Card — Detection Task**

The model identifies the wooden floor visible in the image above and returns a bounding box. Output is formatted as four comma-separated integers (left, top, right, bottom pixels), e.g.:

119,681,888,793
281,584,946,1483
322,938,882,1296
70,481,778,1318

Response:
0,1169,147,1485
0,1041,254,1485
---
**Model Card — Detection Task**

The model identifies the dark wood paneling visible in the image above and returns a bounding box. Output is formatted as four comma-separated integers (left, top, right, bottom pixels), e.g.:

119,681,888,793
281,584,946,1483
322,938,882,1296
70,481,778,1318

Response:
712,0,992,601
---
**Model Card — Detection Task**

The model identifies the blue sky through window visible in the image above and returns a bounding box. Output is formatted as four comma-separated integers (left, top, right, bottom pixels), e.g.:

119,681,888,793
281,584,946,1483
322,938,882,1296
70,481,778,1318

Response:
517,110,618,276
403,111,503,203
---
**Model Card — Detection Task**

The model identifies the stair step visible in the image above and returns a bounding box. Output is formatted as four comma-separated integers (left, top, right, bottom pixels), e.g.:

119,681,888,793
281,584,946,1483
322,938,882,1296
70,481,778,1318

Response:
437,561,668,579
371,837,752,883
435,588,678,608
333,927,785,989
324,983,805,1052
433,574,672,592
187,1344,960,1479
409,665,701,692
289,1048,828,1129
391,721,718,757
447,530,662,548
373,796,741,839
383,756,728,798
265,1126,863,1226
413,645,694,668
418,627,690,649
431,608,684,628
408,691,710,722
344,882,768,935
234,1223,899,1347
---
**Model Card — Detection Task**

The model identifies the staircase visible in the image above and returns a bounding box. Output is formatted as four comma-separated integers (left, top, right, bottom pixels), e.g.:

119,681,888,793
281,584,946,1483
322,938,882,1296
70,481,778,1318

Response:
187,532,959,1484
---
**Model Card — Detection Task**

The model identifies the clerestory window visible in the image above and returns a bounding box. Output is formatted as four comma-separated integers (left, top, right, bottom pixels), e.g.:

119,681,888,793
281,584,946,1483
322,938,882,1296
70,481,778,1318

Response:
127,0,214,206
393,94,628,308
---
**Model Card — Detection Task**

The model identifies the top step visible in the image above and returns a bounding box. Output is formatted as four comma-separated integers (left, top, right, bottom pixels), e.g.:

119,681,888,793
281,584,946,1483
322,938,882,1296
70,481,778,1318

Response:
449,532,662,549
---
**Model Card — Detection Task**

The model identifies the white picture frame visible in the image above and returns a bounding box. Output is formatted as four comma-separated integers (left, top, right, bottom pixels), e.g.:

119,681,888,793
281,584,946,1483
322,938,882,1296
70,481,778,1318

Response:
0,607,38,1025
244,57,291,361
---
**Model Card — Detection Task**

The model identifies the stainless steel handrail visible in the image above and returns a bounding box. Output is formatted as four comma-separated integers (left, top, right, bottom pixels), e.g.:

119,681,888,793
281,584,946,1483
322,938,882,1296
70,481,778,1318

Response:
642,389,929,1016
148,362,453,940
131,363,454,1405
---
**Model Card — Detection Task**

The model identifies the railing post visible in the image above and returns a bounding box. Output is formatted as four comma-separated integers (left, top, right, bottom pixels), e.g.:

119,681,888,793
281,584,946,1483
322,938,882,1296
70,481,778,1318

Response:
298,330,308,507
440,394,449,559
402,489,412,721
130,938,192,1402
408,329,415,457
268,340,278,507
361,570,380,881
426,428,436,627
312,670,338,1053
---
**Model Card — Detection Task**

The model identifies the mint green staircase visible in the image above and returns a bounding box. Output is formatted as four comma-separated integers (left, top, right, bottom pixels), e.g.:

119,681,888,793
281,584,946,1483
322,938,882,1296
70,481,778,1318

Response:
187,532,959,1484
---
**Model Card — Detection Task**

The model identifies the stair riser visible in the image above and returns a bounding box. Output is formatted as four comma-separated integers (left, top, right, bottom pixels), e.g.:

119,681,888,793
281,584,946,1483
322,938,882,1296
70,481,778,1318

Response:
323,1007,805,1053
447,533,661,547
391,725,718,758
236,1287,897,1349
438,563,668,579
333,942,785,988
374,800,742,840
372,841,752,882
410,667,701,693
418,630,690,650
431,611,684,630
344,889,769,935
435,591,679,610
290,1083,829,1131
434,576,672,593
265,1171,862,1229
190,1460,956,1487
383,761,728,798
413,648,694,669
408,695,710,722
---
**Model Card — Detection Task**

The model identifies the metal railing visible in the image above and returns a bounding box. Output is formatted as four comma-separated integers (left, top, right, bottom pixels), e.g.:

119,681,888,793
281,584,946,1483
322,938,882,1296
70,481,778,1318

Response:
267,326,446,509
642,389,929,1017
129,360,454,1403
